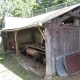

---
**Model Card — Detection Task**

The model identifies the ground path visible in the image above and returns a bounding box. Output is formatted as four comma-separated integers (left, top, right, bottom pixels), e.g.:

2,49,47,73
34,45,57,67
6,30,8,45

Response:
0,63,23,80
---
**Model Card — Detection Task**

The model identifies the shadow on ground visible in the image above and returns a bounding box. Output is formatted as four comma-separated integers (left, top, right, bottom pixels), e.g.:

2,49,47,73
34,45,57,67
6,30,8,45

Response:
0,52,44,80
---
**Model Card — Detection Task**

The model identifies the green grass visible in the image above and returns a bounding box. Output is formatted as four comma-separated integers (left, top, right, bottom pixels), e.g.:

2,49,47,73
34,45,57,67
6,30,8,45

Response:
0,50,5,62
0,52,44,80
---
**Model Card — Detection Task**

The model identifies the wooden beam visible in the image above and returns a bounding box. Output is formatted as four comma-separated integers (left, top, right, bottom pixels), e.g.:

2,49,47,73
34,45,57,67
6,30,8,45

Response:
67,12,80,26
59,8,80,22
38,26,45,40
14,31,19,57
66,13,80,18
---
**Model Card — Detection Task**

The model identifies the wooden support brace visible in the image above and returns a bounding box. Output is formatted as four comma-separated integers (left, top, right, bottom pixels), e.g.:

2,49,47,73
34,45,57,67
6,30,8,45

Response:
66,13,80,18
38,26,45,40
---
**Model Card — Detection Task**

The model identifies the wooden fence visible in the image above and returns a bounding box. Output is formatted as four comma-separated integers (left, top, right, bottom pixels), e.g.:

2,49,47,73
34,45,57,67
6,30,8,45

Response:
51,26,80,57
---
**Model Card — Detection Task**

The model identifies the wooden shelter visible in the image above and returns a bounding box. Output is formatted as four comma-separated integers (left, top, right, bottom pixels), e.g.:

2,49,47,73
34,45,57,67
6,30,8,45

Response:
1,3,80,79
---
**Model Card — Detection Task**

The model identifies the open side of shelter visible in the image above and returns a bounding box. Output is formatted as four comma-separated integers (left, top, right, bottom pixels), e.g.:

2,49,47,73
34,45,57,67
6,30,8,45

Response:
1,3,80,79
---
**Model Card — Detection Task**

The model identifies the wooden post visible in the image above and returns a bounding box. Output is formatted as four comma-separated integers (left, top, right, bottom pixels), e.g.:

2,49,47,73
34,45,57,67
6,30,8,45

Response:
73,17,79,26
51,18,59,74
45,22,52,80
14,31,19,57
5,32,8,50
45,18,59,80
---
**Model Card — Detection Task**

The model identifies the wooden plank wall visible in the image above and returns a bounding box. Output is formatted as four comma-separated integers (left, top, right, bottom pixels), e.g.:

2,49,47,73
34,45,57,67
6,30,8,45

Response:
51,26,80,57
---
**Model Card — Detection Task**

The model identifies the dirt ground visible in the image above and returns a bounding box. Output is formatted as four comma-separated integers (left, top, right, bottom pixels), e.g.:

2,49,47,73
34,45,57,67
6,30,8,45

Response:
0,51,80,80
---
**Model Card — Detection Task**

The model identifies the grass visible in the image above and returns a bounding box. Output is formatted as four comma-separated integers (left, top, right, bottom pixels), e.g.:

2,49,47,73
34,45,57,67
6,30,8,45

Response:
0,50,5,62
0,50,44,80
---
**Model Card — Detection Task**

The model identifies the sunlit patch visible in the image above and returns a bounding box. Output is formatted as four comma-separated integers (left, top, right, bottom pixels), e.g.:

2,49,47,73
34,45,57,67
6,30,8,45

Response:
0,57,4,60
0,64,23,80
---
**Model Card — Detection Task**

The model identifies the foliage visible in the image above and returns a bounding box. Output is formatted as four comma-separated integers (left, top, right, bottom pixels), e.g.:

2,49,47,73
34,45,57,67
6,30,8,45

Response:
0,50,4,62
0,0,36,17
36,0,69,8
32,3,42,10
36,0,80,9
10,0,36,17
0,0,78,18
53,0,67,5
36,0,53,8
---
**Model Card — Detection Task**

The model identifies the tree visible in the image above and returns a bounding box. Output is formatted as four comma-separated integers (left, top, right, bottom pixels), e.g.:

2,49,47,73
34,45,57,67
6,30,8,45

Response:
53,0,67,5
36,0,53,8
0,0,37,29
32,3,42,10
9,0,36,17
0,0,37,17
